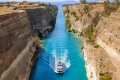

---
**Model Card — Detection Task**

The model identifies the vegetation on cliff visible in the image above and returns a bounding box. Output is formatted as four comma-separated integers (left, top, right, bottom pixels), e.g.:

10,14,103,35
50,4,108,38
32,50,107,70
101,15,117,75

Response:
64,7,71,31
83,25,94,42
83,11,100,43
103,1,120,16
63,3,120,80
65,15,71,31
99,73,112,80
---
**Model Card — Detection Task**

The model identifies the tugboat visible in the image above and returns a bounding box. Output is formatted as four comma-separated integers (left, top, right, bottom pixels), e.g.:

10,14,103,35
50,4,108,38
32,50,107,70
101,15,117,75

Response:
55,62,66,73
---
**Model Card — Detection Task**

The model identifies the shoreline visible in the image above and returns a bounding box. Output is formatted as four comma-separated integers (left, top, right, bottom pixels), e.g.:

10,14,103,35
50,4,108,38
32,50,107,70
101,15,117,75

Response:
82,41,98,80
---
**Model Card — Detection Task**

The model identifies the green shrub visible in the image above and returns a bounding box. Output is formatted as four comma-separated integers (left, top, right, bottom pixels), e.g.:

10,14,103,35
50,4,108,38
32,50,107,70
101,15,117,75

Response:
94,44,100,48
71,11,77,17
109,3,119,12
87,13,91,18
65,7,70,14
99,73,105,76
103,1,111,16
92,12,100,27
100,74,112,80
65,15,71,31
72,29,78,33
71,11,79,20
83,25,94,42
103,2,120,16
83,5,90,14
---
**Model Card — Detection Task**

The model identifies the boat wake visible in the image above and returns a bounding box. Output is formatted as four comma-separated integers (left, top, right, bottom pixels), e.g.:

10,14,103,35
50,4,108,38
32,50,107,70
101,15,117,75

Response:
40,49,70,74
50,50,71,73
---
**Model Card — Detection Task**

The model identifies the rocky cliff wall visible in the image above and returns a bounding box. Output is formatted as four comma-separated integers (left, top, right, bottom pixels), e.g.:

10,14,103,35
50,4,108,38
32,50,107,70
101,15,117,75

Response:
0,4,57,80
63,4,104,34
96,8,120,80
25,5,57,38
63,4,120,80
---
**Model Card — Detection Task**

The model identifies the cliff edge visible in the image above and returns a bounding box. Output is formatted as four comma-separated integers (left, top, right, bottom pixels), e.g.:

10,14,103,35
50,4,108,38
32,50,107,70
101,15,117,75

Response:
63,3,120,80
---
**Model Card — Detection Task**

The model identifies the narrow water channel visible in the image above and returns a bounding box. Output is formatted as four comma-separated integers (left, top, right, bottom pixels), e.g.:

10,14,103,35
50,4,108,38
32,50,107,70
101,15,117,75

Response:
30,5,87,80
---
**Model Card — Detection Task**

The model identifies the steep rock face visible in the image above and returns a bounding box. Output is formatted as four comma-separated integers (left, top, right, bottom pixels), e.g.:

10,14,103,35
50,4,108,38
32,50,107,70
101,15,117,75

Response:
96,9,120,80
63,4,104,34
96,9,120,55
0,4,57,80
63,4,120,80
0,11,32,76
26,5,57,38
83,40,116,80
0,11,37,80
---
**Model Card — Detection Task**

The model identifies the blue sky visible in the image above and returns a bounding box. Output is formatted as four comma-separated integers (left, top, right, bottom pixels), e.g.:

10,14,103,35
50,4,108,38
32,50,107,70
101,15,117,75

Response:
0,0,113,2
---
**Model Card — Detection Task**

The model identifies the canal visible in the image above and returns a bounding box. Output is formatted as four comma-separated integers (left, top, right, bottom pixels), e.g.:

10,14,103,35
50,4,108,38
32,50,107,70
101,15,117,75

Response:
30,5,87,80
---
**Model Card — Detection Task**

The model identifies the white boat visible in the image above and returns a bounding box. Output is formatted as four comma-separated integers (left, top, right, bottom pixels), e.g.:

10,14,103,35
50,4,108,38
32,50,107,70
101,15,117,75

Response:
49,50,70,74
55,62,66,73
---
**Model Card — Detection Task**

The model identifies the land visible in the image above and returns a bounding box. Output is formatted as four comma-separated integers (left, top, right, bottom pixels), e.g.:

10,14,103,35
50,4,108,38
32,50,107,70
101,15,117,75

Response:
0,1,57,80
63,2,120,80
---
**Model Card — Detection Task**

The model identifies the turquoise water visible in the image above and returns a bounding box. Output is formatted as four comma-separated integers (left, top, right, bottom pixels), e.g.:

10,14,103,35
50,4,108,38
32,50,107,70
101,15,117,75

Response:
30,5,87,80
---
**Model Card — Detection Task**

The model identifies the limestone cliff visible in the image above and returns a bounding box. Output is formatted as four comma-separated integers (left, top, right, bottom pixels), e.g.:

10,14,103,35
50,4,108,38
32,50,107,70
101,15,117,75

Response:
63,4,104,34
25,5,57,38
0,3,57,80
96,8,120,80
63,3,120,80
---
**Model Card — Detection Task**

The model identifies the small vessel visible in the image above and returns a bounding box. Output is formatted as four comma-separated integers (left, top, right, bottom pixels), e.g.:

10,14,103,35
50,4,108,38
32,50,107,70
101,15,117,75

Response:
49,50,70,74
55,62,66,73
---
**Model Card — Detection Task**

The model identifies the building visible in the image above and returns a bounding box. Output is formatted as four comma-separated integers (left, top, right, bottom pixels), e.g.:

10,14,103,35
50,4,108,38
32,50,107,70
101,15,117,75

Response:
99,0,109,3
8,6,16,10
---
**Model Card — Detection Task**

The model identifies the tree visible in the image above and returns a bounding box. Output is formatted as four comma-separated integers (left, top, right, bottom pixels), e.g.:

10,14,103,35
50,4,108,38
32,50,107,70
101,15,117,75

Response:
80,0,86,4
115,0,120,5
115,0,120,3
83,5,89,13
103,1,110,15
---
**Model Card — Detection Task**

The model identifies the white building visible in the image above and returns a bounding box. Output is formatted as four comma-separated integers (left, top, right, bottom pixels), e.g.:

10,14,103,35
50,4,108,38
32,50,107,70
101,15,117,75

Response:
99,0,108,3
